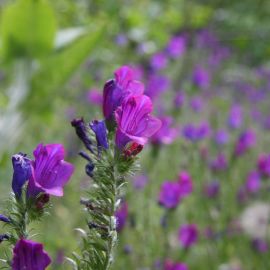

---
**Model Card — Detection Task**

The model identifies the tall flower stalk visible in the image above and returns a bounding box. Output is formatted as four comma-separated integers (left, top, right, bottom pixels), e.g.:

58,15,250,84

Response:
71,66,161,270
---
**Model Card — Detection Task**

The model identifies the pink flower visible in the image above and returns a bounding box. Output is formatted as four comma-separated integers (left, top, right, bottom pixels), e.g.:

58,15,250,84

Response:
115,95,161,149
103,66,144,120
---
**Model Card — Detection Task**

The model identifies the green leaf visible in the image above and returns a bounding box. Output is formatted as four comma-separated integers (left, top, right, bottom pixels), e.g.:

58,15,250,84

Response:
0,0,57,60
26,25,105,115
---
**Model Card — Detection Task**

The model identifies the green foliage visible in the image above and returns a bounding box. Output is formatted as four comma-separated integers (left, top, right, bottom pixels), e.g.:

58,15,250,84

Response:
0,0,57,60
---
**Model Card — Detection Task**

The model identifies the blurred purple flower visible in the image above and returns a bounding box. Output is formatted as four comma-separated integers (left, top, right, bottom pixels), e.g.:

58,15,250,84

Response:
214,129,229,145
192,66,210,89
228,104,243,129
86,89,103,105
210,153,228,172
158,181,181,209
11,153,32,197
245,171,261,193
27,144,74,197
252,238,268,253
146,74,170,100
12,239,51,270
174,91,185,109
115,34,128,46
133,174,148,190
115,201,128,232
151,52,168,70
178,224,198,248
115,95,161,149
189,96,204,113
182,122,211,142
167,36,186,59
178,171,193,197
103,66,144,120
0,214,10,223
234,129,256,156
257,154,270,177
204,181,220,198
152,116,178,145
164,259,188,270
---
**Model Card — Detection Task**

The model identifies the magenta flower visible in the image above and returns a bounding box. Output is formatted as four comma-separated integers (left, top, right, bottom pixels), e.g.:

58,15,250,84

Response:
178,224,198,248
210,153,228,172
245,171,261,193
252,238,268,253
178,171,193,197
115,201,128,232
164,259,188,270
27,144,74,197
151,116,178,145
103,66,144,120
234,129,256,156
12,239,51,270
257,154,270,177
158,181,181,209
86,88,103,105
150,52,168,70
115,94,161,149
192,66,210,89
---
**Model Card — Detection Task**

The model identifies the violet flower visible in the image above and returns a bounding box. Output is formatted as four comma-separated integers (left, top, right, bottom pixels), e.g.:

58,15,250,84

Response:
164,259,188,270
245,171,261,193
12,153,32,197
192,66,210,89
0,214,10,223
178,224,198,248
27,144,74,197
90,120,109,150
214,129,229,145
173,91,185,109
103,66,144,121
167,35,186,59
210,153,228,172
150,52,168,70
158,181,181,209
151,116,178,145
115,94,161,149
115,201,128,232
178,171,193,197
234,129,256,156
252,238,268,253
204,181,220,198
182,122,211,142
189,96,204,113
228,104,243,129
257,154,270,177
12,239,51,270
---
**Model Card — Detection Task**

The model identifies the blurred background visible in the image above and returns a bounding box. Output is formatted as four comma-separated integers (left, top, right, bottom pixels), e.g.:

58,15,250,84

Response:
1,0,270,269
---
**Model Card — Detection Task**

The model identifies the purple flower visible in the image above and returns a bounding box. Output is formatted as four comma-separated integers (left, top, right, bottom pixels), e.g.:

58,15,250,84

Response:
133,174,148,190
167,36,186,59
0,234,9,243
178,224,198,248
158,181,181,209
173,91,185,109
189,96,204,113
145,74,170,101
164,259,188,270
245,171,261,193
204,181,220,198
90,120,109,150
103,66,144,120
228,104,243,129
192,66,210,89
210,153,228,172
151,116,178,145
182,122,210,142
115,201,128,232
27,144,74,197
86,89,103,105
0,214,10,223
214,129,229,145
150,52,168,70
11,153,32,197
234,129,256,156
257,154,270,177
12,239,51,270
115,95,161,149
252,238,268,253
178,171,193,197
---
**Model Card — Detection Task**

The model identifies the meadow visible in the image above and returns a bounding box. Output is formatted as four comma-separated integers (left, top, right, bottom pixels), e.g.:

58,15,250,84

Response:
1,1,270,270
